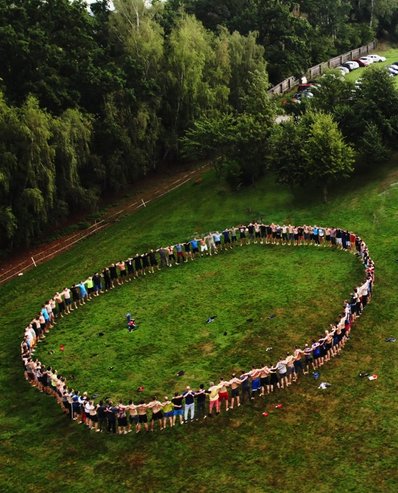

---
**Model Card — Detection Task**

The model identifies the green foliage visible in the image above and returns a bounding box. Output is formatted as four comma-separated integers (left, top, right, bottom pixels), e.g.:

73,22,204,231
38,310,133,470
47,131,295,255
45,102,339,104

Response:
271,112,355,201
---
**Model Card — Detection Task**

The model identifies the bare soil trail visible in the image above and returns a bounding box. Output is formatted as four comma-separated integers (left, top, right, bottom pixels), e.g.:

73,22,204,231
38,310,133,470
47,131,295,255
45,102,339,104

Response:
0,163,209,285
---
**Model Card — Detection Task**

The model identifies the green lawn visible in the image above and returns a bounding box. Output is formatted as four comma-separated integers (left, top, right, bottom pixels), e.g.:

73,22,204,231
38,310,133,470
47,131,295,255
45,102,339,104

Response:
345,46,398,86
1,161,398,492
34,246,363,401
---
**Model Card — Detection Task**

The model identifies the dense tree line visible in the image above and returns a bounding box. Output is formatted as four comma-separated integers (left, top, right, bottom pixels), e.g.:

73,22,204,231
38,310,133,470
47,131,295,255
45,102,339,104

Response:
0,0,397,250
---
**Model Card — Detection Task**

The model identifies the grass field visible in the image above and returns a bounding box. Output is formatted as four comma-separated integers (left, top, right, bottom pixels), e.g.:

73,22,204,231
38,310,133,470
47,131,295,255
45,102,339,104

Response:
1,159,398,492
345,46,398,86
34,246,364,401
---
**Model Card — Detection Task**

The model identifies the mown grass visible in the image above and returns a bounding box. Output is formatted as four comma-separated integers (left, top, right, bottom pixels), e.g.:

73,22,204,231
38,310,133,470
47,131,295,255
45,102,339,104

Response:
34,246,363,401
1,160,398,493
345,46,398,86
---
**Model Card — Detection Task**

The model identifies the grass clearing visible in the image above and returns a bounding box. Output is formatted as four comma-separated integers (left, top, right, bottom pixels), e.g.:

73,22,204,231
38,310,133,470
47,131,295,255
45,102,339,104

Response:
34,245,363,400
1,158,398,492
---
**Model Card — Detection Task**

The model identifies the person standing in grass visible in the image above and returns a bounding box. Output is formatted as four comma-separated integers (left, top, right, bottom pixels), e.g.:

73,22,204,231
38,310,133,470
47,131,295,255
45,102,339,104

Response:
218,379,230,411
148,397,164,431
78,281,89,304
128,400,139,432
117,401,129,434
102,268,112,291
136,401,149,432
175,243,185,264
106,400,117,433
208,382,222,416
149,249,160,272
183,241,192,261
134,253,143,276
63,287,73,313
239,225,247,246
117,260,127,283
275,357,288,389
190,238,200,258
54,292,65,319
228,374,242,408
172,392,184,425
183,386,195,422
126,258,135,280
239,371,252,403
194,385,207,420
109,263,119,286
162,397,174,429
97,400,107,432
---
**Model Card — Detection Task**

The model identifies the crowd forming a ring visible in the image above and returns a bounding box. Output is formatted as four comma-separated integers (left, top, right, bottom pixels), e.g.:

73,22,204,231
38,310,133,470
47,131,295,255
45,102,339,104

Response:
21,223,375,434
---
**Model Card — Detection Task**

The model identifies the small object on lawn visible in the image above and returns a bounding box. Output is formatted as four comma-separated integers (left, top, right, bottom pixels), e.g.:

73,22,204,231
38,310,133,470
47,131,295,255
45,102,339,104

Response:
48,350,54,355
368,374,378,381
206,316,217,324
98,332,105,337
128,319,138,332
262,412,269,417
223,331,227,336
18,272,23,276
137,386,145,392
268,314,276,319
318,382,331,390
266,347,273,352
59,344,65,352
108,367,114,371
385,337,396,343
176,370,185,377
275,404,283,409
92,393,99,399
359,371,370,378
313,371,320,380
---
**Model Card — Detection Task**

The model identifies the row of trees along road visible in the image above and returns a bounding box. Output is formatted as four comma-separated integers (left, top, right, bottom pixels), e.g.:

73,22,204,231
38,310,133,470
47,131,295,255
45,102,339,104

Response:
1,0,398,251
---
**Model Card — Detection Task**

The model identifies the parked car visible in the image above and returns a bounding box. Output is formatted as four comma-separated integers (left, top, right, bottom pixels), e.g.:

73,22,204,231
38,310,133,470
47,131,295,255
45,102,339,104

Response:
358,56,374,65
336,66,350,75
343,61,360,71
367,54,387,63
389,64,398,70
352,58,369,67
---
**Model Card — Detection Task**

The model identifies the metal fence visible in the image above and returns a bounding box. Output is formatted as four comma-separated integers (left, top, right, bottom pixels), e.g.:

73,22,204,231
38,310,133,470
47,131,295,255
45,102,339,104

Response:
268,40,378,95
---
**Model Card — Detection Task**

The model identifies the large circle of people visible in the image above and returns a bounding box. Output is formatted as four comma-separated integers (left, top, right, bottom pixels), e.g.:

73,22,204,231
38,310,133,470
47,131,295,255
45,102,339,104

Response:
21,223,375,434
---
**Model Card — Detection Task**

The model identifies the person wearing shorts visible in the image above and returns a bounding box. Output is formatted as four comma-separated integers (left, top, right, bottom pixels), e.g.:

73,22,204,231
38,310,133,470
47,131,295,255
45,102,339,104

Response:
117,401,128,434
259,365,271,396
183,242,192,261
175,243,185,264
167,245,176,265
239,372,252,402
254,222,261,243
293,347,304,376
208,382,221,415
172,392,184,425
190,239,199,258
149,249,160,272
228,374,242,408
230,227,237,244
78,281,89,304
222,228,232,249
128,400,139,432
54,292,65,318
218,379,229,411
248,223,255,244
239,225,247,246
260,223,266,243
148,397,164,431
161,398,174,429
250,368,261,398
276,358,288,389
199,239,208,256
117,260,127,282
136,401,149,432
134,254,143,276
126,258,134,279
212,232,222,252
141,252,150,274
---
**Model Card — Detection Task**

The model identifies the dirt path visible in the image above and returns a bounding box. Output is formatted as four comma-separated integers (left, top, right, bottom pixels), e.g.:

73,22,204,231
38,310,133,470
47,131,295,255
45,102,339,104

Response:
0,164,209,285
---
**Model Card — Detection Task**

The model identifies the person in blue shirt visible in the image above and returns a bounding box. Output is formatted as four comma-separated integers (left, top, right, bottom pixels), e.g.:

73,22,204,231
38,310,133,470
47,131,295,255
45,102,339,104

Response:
78,281,88,303
190,238,199,258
